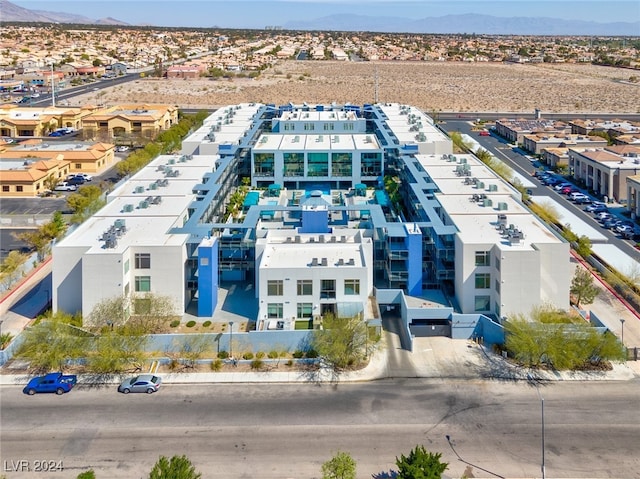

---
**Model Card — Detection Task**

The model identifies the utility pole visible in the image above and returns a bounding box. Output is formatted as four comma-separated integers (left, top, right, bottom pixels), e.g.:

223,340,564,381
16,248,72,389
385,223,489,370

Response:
50,63,55,108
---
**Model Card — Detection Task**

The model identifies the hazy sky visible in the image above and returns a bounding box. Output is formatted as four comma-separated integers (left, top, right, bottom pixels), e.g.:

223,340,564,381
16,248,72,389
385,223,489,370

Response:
12,0,640,28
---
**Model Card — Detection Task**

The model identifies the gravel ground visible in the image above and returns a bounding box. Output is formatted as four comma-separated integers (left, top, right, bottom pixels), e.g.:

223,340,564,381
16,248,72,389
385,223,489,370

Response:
75,60,640,113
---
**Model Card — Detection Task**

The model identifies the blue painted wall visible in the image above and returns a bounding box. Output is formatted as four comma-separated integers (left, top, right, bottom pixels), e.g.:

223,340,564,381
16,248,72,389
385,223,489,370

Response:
299,208,330,233
405,223,422,296
197,237,219,317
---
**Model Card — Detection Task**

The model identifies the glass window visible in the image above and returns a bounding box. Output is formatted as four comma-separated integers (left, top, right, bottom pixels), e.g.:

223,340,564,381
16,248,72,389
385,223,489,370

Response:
267,303,283,319
474,295,491,312
2,186,9,192
268,280,283,296
361,152,381,176
307,152,328,177
297,303,313,318
303,123,315,131
331,152,352,177
344,279,360,295
495,255,501,271
283,123,294,131
297,280,312,296
321,279,336,299
283,152,304,177
124,259,130,274
475,273,491,289
323,123,334,131
134,253,151,269
343,123,354,131
16,186,23,192
475,251,490,266
254,153,275,177
134,276,151,292
495,279,500,293
200,257,209,266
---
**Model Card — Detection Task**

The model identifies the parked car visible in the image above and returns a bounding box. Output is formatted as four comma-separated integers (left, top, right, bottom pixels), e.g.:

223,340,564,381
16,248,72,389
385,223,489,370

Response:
595,212,612,222
616,224,637,239
479,130,490,136
67,176,86,186
561,186,574,195
586,202,607,213
602,218,622,229
48,131,65,137
23,372,77,395
69,173,92,182
553,182,572,191
117,374,162,394
569,192,590,203
53,182,77,191
115,145,129,152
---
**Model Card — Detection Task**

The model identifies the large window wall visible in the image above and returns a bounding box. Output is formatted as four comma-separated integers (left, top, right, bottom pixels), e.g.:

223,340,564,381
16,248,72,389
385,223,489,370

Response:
361,152,381,176
308,152,329,177
254,153,275,176
331,152,352,177
283,152,304,177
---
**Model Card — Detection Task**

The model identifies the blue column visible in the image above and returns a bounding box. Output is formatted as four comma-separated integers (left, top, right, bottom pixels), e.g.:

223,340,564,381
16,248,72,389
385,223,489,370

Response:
197,236,219,317
405,223,422,296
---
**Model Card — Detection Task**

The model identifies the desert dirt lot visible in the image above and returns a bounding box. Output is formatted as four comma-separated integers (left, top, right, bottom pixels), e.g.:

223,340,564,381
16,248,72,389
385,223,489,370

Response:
74,60,640,113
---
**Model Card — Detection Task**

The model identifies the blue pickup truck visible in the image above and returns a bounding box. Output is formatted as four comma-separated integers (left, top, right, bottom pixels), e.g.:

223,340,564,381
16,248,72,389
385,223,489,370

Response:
23,372,78,395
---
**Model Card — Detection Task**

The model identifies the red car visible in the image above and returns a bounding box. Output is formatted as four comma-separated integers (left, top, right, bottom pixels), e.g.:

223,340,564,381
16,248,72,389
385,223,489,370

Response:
479,130,490,136
561,186,573,194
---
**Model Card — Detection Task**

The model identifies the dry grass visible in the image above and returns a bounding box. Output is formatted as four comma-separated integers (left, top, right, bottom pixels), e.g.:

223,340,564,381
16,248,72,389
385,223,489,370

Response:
72,60,640,113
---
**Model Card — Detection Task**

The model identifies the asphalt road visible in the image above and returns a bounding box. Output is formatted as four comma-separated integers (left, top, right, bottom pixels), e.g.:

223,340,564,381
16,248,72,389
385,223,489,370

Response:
1,379,639,478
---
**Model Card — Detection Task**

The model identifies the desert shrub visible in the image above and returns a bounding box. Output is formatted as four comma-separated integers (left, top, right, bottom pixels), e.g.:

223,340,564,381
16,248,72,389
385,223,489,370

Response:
256,351,266,359
218,350,229,359
169,320,180,328
305,349,319,359
268,350,279,359
286,359,293,367
202,320,212,328
168,358,180,371
242,351,254,360
292,350,305,359
250,358,264,370
186,320,196,328
210,359,223,371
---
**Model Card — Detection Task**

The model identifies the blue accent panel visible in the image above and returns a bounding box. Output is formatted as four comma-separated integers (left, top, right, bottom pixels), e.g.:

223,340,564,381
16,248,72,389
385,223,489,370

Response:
300,208,330,233
405,223,422,296
197,237,219,317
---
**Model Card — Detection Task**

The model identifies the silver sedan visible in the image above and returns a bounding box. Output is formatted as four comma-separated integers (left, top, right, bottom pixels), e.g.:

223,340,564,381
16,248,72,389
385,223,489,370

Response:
117,374,162,394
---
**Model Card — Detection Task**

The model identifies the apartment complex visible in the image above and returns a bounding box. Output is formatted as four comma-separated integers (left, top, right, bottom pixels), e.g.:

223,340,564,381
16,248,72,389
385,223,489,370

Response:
52,102,569,337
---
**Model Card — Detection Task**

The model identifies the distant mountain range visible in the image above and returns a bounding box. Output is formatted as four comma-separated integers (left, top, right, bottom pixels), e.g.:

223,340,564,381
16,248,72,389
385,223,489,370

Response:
285,13,640,36
1,0,638,35
1,0,128,26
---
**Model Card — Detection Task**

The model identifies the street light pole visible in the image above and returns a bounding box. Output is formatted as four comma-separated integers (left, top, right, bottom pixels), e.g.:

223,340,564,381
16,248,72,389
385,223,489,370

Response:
620,319,625,345
528,374,545,479
228,321,234,359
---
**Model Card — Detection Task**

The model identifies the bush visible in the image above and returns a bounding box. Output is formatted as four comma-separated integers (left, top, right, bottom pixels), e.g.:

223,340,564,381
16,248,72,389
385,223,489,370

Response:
186,320,196,328
202,320,212,328
305,349,319,359
268,350,279,359
292,350,305,359
242,351,254,360
169,320,180,328
256,351,266,359
168,358,180,371
250,358,264,370
218,350,229,359
286,359,293,367
211,359,223,371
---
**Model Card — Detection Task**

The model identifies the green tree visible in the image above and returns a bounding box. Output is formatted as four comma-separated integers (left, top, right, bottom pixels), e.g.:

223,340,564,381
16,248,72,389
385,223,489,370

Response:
13,212,67,261
87,295,129,329
449,131,470,152
311,314,368,371
321,451,356,479
148,455,201,479
67,185,105,223
570,267,599,308
396,445,448,479
575,235,593,259
16,318,87,372
0,250,28,289
0,332,14,349
76,470,96,479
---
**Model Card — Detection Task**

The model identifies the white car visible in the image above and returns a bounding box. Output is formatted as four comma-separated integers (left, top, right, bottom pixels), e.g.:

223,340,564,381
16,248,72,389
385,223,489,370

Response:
54,182,77,192
115,145,129,152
